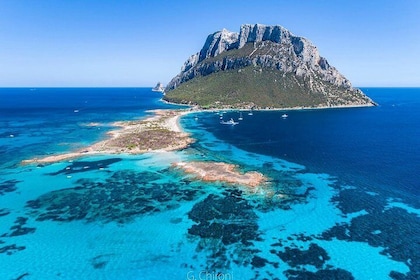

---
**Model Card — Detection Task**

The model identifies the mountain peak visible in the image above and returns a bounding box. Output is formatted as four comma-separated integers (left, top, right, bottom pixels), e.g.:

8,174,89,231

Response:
164,24,375,109
238,23,291,48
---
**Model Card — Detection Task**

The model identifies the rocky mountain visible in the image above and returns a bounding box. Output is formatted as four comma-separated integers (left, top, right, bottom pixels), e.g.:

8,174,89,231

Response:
164,24,375,109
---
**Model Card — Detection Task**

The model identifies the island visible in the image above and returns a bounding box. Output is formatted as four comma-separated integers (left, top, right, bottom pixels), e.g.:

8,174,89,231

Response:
22,23,376,190
152,82,165,92
163,24,375,109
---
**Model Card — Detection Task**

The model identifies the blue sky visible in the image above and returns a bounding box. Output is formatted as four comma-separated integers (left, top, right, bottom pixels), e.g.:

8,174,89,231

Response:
0,0,419,87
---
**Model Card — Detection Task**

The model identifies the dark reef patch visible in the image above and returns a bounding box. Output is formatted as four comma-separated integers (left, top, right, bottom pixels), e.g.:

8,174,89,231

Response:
188,191,259,246
331,187,385,215
90,254,114,269
14,272,30,280
0,244,26,255
187,189,262,270
271,243,330,269
0,208,10,217
322,187,420,279
48,158,122,175
0,179,20,195
284,268,354,279
26,170,206,223
294,233,314,242
251,255,269,268
5,217,36,237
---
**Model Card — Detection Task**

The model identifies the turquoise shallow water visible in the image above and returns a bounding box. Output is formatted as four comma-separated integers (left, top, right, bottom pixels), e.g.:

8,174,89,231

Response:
0,88,418,279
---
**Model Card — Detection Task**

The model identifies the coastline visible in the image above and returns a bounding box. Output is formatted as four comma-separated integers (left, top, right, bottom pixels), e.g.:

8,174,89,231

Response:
20,101,375,188
251,102,377,111
21,109,194,165
21,107,269,188
161,97,377,113
173,161,268,189
21,101,376,164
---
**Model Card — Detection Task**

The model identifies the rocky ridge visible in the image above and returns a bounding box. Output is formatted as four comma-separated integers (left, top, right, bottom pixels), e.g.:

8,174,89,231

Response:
164,24,375,108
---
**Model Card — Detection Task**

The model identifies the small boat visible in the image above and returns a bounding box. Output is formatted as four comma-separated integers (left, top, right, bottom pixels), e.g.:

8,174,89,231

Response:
282,114,288,118
238,112,243,121
220,118,239,125
74,109,79,113
248,111,253,116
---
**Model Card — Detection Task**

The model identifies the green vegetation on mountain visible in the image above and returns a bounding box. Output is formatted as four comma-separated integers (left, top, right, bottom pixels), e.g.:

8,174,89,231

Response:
163,24,375,109
164,66,370,109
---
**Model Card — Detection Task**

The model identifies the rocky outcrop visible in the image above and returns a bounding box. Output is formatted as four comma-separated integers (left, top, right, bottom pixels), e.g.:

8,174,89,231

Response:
152,82,165,92
165,24,375,108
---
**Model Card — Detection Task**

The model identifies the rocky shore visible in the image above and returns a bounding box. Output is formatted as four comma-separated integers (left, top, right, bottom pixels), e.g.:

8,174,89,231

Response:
173,161,267,188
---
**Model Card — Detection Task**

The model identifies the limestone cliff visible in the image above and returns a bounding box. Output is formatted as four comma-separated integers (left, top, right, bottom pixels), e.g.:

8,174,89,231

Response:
164,24,375,109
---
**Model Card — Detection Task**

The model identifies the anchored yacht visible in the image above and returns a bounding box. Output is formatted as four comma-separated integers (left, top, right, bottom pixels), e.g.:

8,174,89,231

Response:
220,118,239,125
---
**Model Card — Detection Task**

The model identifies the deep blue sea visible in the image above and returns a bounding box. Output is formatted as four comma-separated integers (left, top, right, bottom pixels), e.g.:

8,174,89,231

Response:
0,87,418,279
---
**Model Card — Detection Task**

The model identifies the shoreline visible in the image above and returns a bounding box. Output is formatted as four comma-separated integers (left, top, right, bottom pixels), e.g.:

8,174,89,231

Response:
21,107,269,189
173,161,268,189
20,101,374,188
21,109,194,165
161,97,377,113
21,101,376,164
249,102,377,111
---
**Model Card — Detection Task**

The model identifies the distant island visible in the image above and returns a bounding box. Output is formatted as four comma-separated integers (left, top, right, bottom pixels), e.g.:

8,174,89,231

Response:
163,24,375,109
152,82,165,92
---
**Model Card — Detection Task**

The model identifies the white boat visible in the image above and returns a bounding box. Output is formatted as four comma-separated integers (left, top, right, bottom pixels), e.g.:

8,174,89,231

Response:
282,114,288,118
220,118,239,125
248,111,253,116
238,112,243,120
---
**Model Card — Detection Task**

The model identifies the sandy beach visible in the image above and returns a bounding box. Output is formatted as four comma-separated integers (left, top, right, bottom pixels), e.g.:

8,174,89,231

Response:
21,108,271,188
21,109,193,165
